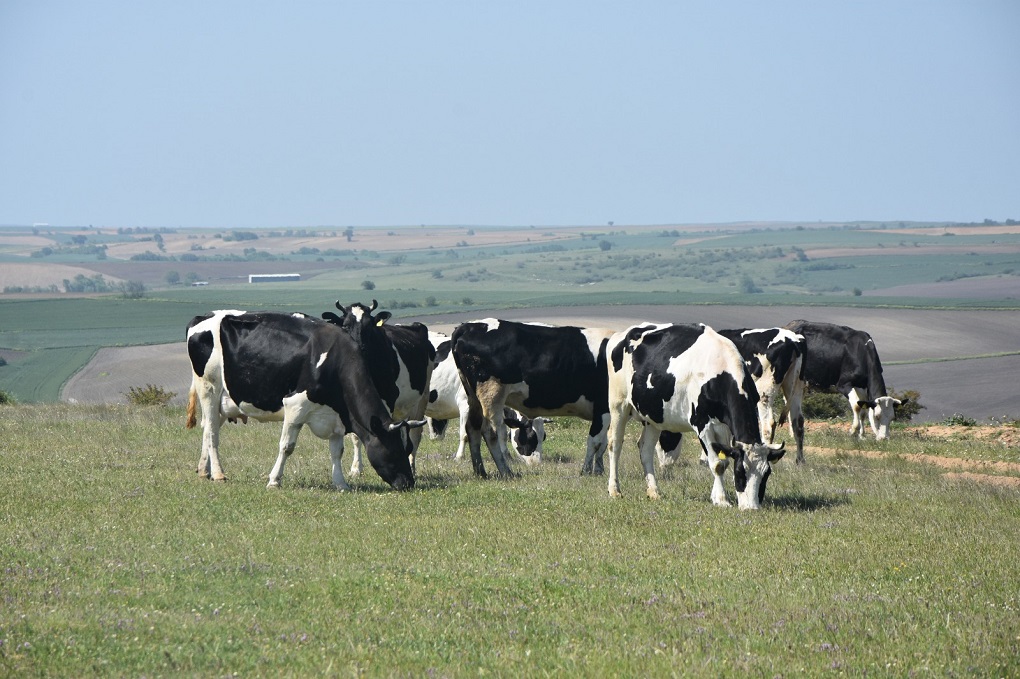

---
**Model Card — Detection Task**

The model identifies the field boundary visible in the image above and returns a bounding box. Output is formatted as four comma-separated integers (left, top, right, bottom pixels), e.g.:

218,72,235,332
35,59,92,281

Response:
807,445,1020,488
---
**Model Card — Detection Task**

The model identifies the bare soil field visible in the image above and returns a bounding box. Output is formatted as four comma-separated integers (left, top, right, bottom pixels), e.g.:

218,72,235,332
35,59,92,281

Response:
100,226,577,260
803,243,1020,259
0,262,126,290
63,305,1020,425
867,275,1020,299
879,224,1020,237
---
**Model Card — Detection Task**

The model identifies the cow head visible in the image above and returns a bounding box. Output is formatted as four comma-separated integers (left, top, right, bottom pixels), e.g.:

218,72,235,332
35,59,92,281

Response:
504,409,550,464
363,415,425,490
322,299,392,348
717,441,785,510
864,396,904,440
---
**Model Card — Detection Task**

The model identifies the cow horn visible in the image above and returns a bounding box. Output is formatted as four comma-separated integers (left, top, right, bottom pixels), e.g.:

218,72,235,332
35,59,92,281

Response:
370,299,378,312
334,300,347,314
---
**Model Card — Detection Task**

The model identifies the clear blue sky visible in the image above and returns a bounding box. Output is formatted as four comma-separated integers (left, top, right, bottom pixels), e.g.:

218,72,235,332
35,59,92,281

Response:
1,1,1017,228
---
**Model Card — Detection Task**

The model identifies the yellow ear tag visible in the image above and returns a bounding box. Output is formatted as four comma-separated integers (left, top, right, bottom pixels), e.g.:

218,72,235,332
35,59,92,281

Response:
717,451,727,460
376,320,386,326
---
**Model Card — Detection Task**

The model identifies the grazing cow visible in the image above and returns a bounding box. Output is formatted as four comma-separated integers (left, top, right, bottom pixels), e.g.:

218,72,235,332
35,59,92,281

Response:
185,311,418,490
606,323,785,509
424,331,548,464
321,300,435,478
782,320,905,462
451,319,616,478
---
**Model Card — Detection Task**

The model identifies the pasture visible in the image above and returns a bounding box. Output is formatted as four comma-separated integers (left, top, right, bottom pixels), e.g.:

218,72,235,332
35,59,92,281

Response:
1,403,1017,676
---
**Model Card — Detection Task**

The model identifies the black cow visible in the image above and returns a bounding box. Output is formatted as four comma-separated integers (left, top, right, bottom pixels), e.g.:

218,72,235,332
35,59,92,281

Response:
606,323,785,509
185,310,418,490
782,320,905,462
451,319,616,478
321,300,435,477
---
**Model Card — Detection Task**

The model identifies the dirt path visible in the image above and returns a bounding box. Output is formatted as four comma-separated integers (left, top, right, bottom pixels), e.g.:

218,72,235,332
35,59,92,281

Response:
802,422,1020,489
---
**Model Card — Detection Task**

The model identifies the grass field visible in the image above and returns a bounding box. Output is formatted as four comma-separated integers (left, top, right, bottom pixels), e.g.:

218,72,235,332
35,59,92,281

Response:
1,404,1017,676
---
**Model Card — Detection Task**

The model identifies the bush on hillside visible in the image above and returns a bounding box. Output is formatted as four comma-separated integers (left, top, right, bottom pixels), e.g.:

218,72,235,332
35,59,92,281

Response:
126,384,176,407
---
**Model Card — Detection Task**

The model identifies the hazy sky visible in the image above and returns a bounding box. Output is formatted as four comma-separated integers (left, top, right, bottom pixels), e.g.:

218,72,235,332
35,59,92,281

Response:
1,1,1017,228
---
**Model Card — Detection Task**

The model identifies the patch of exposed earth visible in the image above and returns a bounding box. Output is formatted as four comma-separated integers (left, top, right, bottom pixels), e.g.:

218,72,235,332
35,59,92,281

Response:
802,422,1020,489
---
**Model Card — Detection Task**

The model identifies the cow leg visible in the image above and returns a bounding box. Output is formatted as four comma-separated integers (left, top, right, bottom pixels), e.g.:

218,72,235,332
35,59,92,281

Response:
328,434,352,491
195,382,227,481
637,425,661,500
848,388,867,438
455,415,468,461
582,413,610,475
455,399,471,461
346,432,365,477
267,422,302,488
606,406,630,498
700,437,731,507
476,380,515,478
464,400,488,478
480,417,514,478
756,381,777,446
784,378,806,464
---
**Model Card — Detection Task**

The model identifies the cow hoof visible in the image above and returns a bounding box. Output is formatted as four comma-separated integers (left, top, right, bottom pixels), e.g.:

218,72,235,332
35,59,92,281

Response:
266,481,281,489
212,475,228,482
646,489,660,500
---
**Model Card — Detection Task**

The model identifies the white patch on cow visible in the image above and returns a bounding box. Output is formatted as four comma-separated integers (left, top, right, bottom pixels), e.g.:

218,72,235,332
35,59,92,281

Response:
316,352,329,369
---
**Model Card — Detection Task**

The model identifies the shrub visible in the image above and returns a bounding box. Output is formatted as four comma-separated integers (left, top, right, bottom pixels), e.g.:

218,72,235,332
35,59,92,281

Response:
0,390,16,405
126,384,176,407
801,389,850,420
889,388,924,422
941,413,977,427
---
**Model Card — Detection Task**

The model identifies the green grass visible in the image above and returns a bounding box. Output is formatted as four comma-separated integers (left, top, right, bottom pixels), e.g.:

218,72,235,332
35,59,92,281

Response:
1,404,1017,676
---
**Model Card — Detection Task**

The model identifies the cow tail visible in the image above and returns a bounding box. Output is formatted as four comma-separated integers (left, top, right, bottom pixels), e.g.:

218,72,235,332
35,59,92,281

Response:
185,384,198,429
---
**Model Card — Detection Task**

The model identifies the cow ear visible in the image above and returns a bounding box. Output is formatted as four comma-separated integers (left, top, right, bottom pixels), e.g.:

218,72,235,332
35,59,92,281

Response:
322,311,342,324
767,442,786,462
861,399,877,409
375,311,392,325
504,417,522,429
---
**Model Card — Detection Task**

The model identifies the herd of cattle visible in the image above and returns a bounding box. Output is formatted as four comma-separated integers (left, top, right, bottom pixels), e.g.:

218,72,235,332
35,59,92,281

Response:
185,302,905,510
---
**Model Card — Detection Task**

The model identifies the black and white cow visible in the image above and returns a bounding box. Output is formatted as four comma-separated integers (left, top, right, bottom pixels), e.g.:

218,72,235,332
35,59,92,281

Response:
718,327,805,442
425,330,549,464
606,323,785,509
321,300,435,478
451,319,616,478
782,320,905,462
185,310,418,490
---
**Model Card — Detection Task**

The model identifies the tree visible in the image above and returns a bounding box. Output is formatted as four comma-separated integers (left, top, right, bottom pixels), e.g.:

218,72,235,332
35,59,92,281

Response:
121,281,146,299
344,227,354,242
361,280,376,291
165,270,181,286
599,240,612,252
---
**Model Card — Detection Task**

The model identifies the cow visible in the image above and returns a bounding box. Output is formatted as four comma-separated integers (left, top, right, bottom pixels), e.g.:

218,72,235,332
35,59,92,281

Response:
717,327,806,444
321,300,435,478
450,319,617,478
606,323,785,509
185,310,419,490
782,320,905,463
425,331,549,464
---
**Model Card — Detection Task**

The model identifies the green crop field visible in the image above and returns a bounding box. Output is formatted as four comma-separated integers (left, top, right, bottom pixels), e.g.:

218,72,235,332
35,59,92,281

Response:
1,404,1017,676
